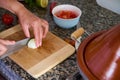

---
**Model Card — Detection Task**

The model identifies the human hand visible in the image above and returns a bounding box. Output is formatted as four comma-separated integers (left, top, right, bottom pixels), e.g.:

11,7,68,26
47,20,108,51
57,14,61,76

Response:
17,9,49,47
0,0,49,47
0,39,15,56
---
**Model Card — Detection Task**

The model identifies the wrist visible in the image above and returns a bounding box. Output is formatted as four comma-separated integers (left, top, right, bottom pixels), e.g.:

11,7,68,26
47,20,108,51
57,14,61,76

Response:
0,0,24,14
10,1,25,15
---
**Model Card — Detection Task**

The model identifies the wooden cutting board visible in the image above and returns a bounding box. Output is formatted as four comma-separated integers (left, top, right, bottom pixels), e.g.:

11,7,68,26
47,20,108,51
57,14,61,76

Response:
0,24,75,78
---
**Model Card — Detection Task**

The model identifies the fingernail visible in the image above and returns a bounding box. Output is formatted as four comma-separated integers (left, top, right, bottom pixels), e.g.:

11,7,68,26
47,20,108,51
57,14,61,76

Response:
39,42,42,46
36,43,41,48
36,44,39,48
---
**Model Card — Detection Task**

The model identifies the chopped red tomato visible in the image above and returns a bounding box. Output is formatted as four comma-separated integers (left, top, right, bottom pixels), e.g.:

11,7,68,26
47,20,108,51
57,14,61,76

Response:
55,10,78,19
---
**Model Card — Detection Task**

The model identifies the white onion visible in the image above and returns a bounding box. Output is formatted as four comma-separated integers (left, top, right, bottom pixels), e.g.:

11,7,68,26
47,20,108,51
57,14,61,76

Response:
27,38,37,49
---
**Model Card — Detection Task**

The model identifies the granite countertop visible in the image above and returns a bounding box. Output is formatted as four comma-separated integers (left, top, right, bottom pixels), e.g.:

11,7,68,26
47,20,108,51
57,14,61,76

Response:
0,0,120,80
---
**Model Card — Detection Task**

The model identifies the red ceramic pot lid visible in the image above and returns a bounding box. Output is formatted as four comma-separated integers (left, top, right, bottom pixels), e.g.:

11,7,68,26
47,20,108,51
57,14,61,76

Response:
77,30,105,80
77,24,120,80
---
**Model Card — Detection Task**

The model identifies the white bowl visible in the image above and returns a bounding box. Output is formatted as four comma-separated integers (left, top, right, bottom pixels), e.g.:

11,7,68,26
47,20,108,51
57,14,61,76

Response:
52,4,82,29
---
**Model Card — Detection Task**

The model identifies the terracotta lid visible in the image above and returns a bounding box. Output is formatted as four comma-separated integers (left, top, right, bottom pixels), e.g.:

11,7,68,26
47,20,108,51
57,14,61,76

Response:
77,24,120,80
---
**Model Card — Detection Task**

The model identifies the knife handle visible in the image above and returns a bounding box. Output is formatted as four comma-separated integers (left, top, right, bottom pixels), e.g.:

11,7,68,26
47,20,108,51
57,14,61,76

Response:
71,27,85,40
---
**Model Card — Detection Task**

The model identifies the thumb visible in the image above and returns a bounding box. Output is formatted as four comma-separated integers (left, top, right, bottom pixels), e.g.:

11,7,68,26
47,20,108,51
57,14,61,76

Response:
0,44,7,56
0,39,15,45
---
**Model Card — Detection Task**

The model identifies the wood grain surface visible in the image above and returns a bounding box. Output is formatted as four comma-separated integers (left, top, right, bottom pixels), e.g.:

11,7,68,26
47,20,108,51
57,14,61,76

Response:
0,24,75,78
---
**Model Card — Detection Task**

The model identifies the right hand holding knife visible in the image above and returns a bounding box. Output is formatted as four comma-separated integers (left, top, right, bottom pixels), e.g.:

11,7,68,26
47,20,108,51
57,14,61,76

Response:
0,39,15,56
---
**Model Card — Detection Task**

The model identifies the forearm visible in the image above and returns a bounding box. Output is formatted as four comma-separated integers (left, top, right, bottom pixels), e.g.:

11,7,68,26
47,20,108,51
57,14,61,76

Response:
0,0,25,15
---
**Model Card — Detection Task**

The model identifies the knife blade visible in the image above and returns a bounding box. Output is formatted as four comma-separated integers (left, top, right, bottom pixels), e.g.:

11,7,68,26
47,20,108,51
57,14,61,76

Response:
0,38,30,59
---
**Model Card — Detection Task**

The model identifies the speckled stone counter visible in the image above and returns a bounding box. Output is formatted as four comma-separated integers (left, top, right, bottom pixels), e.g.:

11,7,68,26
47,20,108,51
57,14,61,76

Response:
0,0,120,80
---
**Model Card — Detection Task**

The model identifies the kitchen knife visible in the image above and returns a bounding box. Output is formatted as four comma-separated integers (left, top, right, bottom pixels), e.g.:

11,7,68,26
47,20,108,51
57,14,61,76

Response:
71,22,90,50
0,38,30,59
71,27,85,50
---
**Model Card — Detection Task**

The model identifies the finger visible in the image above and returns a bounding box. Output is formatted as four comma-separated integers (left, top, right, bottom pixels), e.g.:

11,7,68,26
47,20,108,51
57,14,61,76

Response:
38,26,43,46
32,22,43,47
43,19,48,24
0,44,7,56
33,26,39,47
41,20,49,38
21,24,30,38
0,39,15,45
